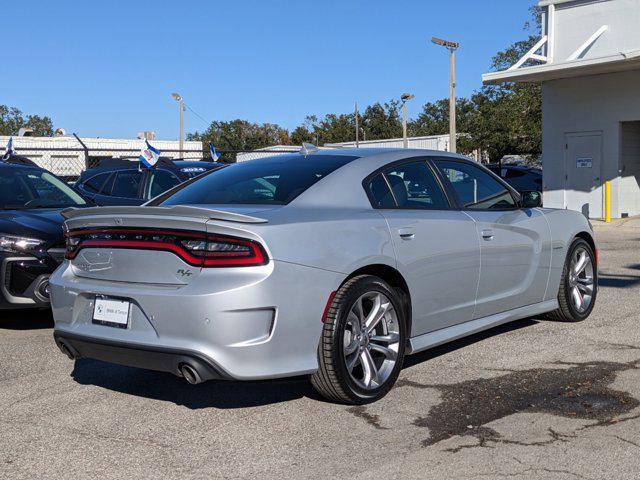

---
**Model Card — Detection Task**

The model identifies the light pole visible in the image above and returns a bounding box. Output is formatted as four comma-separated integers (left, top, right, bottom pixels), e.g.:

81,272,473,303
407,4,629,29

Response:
354,101,360,148
401,93,414,148
171,92,184,157
431,37,460,153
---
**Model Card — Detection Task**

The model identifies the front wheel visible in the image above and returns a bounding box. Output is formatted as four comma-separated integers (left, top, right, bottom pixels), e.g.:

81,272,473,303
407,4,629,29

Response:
310,275,407,404
548,238,597,322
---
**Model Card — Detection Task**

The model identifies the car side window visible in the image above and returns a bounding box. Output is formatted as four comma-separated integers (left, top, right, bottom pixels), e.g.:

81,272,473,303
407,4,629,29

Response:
380,161,448,210
111,170,142,198
435,160,517,210
505,169,525,178
147,170,181,199
367,174,396,208
83,173,110,193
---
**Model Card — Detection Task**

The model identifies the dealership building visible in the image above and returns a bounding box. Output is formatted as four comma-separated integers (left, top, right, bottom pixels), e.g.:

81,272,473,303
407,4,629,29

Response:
484,0,640,219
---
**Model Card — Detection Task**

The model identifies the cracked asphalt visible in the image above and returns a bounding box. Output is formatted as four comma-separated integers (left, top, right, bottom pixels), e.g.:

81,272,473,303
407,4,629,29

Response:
1,225,640,479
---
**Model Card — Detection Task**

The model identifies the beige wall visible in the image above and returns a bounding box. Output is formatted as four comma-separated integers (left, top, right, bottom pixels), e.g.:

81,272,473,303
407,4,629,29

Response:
542,69,640,218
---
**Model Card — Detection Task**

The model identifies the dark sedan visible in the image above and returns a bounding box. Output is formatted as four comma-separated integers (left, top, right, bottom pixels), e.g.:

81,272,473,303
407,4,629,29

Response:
0,158,88,309
486,164,542,194
75,158,225,206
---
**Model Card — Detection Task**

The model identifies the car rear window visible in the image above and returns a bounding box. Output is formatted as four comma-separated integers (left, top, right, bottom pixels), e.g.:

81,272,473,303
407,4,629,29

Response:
156,154,358,206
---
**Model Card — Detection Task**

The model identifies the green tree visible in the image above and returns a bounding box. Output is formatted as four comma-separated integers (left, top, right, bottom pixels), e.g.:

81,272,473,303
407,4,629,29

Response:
408,97,476,139
291,113,355,145
188,119,291,161
360,101,402,141
466,35,542,163
0,105,55,136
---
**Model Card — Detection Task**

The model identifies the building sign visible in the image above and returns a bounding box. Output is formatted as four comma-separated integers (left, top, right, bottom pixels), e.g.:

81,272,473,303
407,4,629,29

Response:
576,157,593,168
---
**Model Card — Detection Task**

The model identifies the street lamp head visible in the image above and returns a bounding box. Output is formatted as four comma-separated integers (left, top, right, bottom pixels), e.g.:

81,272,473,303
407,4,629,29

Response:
431,37,459,50
401,93,415,102
171,92,182,102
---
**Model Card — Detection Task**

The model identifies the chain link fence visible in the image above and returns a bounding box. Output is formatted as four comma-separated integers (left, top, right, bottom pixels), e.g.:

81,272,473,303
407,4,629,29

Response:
0,142,301,181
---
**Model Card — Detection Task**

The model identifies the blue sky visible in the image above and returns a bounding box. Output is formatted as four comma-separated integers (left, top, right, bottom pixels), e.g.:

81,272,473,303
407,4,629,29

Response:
2,0,535,140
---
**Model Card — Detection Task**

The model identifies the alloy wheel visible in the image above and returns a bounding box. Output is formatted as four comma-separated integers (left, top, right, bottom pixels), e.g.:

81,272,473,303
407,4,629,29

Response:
568,246,595,313
343,291,401,390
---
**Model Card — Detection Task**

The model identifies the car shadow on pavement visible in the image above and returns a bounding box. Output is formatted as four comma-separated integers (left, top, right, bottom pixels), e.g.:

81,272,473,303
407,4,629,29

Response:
598,272,640,289
403,317,539,369
71,359,321,409
70,317,540,410
0,309,54,330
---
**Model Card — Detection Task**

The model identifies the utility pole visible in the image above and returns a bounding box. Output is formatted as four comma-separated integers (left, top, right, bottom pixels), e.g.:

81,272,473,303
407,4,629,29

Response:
179,96,184,156
355,101,359,147
431,37,460,153
401,93,414,148
171,93,184,157
449,47,456,153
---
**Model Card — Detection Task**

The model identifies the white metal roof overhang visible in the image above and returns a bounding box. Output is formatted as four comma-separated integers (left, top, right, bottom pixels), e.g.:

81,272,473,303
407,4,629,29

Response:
483,50,640,84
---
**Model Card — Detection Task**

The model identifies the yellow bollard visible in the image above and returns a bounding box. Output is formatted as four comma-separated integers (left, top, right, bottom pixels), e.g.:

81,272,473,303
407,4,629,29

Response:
605,180,611,223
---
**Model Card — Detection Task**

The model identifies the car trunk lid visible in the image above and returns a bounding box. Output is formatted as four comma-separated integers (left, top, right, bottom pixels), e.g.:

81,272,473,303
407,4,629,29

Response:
63,205,268,285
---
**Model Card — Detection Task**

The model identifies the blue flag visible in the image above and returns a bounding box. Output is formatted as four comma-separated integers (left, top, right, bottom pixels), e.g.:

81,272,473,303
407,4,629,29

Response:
210,143,220,162
2,137,14,161
139,140,161,168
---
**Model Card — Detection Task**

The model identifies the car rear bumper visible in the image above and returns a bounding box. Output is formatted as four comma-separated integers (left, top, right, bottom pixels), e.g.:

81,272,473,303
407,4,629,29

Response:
54,330,229,381
49,259,342,380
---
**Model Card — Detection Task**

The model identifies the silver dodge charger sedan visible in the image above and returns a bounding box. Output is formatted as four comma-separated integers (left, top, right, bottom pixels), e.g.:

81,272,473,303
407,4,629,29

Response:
50,149,597,404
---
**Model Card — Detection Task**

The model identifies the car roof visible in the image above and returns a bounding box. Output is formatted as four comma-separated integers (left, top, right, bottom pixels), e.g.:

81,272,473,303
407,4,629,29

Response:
0,159,47,174
80,158,223,178
0,162,43,172
492,163,541,171
0,155,41,168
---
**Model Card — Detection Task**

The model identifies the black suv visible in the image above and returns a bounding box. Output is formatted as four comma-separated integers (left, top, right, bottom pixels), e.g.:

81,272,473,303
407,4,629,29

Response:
486,164,542,194
75,158,225,206
0,157,89,309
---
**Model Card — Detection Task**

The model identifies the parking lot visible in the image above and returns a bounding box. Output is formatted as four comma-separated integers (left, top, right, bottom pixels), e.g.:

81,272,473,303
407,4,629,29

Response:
0,225,638,480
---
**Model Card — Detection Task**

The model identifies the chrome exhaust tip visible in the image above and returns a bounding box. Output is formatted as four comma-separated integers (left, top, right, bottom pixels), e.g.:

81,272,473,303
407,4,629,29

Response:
179,363,202,385
57,341,76,360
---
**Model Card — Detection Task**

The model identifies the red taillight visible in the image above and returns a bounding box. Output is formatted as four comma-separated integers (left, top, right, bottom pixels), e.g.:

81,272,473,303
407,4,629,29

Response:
64,228,268,268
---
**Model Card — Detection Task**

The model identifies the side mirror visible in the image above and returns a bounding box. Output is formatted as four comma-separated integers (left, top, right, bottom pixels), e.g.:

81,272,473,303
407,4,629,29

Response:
520,190,542,208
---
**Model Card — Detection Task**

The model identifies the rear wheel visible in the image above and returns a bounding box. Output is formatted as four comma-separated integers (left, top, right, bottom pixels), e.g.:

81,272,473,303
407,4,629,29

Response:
548,238,597,322
310,275,407,404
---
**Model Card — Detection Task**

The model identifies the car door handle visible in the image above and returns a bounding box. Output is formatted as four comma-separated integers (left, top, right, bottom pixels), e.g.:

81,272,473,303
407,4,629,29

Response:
481,229,494,240
398,228,415,240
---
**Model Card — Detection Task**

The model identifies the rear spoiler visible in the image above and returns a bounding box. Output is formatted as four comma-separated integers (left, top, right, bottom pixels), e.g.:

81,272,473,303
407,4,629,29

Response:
61,205,268,224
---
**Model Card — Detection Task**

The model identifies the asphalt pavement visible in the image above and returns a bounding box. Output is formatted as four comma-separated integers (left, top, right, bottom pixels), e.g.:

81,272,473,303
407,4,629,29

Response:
1,225,639,480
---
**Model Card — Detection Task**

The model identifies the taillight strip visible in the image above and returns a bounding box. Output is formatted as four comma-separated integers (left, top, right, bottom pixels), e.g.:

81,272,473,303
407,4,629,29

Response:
65,228,268,268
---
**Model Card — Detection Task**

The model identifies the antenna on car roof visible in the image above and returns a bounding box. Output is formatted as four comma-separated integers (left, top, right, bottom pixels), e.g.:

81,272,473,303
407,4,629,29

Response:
300,143,318,157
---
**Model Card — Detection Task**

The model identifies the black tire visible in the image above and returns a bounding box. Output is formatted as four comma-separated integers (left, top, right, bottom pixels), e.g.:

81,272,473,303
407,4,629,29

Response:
310,275,407,404
548,238,597,322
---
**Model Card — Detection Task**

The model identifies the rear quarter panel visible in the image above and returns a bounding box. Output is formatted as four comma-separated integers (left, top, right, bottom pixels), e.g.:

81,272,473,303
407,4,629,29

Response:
207,207,396,277
540,208,596,301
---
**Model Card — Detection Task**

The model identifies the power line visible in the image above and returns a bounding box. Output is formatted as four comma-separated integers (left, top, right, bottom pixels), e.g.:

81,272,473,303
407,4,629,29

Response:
183,103,211,127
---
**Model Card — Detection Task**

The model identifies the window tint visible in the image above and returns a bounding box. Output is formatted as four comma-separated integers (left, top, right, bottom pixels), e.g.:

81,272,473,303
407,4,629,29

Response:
505,168,525,178
435,160,516,210
157,154,357,206
100,173,115,195
380,161,448,209
367,174,395,208
0,169,86,209
111,170,142,198
148,170,181,199
83,172,110,193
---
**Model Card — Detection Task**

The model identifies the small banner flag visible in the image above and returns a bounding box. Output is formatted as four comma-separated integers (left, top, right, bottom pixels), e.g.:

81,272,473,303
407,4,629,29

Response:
2,137,14,161
139,140,160,168
209,143,220,162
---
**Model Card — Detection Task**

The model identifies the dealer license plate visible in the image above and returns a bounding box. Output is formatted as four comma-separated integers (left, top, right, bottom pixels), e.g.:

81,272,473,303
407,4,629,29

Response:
92,297,130,328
